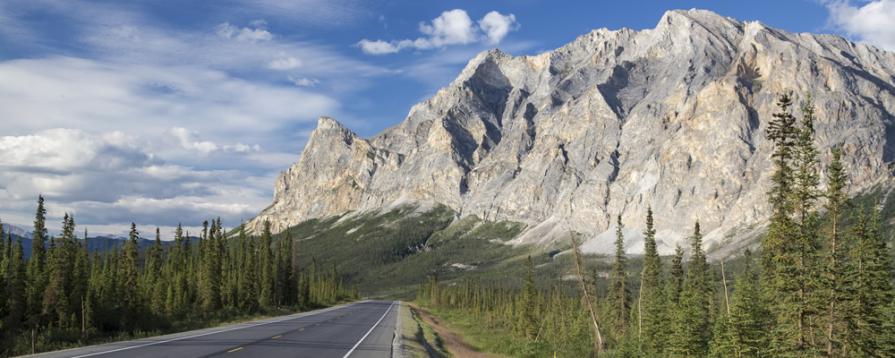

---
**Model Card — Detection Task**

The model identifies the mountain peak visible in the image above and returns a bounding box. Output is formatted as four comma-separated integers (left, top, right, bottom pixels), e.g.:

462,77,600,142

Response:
250,10,895,256
316,116,348,131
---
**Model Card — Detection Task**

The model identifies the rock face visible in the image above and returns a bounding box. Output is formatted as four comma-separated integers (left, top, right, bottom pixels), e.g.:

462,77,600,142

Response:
248,9,895,255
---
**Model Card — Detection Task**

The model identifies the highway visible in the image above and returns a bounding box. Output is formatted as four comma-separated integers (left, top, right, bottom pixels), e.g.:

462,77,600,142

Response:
28,300,398,358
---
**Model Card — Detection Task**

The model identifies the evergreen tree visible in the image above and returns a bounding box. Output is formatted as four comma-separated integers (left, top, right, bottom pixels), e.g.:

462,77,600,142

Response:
608,214,630,338
762,92,808,355
27,195,49,328
43,214,76,329
639,207,665,354
120,223,140,330
201,220,222,312
843,208,893,357
820,146,848,356
258,221,274,308
733,250,773,357
667,245,685,306
5,237,27,337
670,221,713,356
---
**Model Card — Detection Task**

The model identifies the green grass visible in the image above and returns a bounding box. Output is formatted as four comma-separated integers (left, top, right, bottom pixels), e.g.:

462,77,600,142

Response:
277,204,536,297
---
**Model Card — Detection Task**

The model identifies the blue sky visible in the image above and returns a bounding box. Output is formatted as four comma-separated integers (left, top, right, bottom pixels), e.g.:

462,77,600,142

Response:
0,0,892,236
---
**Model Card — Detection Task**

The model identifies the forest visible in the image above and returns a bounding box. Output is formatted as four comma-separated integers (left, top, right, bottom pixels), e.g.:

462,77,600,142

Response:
416,93,895,357
0,208,356,356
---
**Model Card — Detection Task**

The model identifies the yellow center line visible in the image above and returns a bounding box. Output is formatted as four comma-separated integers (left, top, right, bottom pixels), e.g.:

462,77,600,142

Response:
227,347,244,353
272,335,282,339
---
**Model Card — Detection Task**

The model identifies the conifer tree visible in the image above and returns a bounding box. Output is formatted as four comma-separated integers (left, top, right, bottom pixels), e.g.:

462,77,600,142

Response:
762,92,807,355
5,237,26,336
43,214,76,329
671,221,713,356
0,219,7,328
608,214,630,338
639,207,665,354
667,245,685,306
821,146,848,355
258,221,274,308
120,223,140,330
843,208,894,356
732,250,773,357
27,195,49,328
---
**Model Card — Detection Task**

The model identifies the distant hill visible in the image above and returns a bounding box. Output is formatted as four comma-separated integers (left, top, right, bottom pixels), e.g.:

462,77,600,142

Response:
4,233,198,258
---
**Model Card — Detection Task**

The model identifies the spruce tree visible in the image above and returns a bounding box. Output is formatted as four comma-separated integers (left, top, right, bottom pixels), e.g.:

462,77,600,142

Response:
258,221,274,308
43,214,76,329
639,207,665,354
5,237,26,336
843,208,894,356
731,250,771,357
120,223,140,330
670,221,713,356
821,146,848,355
27,195,49,328
608,214,630,338
762,92,804,355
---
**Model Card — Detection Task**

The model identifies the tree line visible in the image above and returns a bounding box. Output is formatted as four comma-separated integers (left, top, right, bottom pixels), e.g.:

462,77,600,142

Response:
418,93,895,357
0,202,356,356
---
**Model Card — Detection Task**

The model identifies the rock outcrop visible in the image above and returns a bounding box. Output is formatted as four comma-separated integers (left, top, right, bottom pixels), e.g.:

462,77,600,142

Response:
248,9,895,255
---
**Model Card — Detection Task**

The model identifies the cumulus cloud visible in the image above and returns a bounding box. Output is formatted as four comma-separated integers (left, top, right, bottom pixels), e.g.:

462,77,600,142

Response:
479,11,518,45
357,39,400,55
0,129,272,234
357,9,518,55
827,0,895,50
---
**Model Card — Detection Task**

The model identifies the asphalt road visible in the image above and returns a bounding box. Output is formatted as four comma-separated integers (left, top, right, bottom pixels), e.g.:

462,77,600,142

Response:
27,300,398,358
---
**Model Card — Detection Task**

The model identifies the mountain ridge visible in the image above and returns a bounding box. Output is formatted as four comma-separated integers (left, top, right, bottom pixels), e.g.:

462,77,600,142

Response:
248,9,895,255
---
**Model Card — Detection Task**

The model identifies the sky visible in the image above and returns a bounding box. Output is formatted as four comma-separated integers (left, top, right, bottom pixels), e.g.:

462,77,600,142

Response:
1,0,893,238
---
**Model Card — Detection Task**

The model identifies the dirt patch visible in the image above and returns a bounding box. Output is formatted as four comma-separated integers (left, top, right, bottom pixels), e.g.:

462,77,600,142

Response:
411,306,504,358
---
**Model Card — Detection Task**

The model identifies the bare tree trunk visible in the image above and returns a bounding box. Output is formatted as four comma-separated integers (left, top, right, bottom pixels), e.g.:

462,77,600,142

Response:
571,235,604,355
720,258,731,316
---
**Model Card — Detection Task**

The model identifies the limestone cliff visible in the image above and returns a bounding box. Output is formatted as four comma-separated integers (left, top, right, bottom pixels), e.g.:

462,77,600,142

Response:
248,9,895,255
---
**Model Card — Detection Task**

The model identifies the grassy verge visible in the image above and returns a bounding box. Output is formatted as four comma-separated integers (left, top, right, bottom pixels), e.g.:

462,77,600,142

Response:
396,302,449,358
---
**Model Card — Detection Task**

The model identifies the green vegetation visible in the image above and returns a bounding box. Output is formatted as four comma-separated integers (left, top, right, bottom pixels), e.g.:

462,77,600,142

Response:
2,91,893,357
0,200,355,357
414,92,895,357
281,208,528,296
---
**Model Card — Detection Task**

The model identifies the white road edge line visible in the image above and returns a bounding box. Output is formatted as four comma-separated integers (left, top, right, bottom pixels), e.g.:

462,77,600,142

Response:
342,301,396,358
69,301,367,358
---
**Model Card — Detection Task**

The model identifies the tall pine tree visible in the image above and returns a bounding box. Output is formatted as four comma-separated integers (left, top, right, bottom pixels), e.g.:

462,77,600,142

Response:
639,207,665,354
608,214,630,339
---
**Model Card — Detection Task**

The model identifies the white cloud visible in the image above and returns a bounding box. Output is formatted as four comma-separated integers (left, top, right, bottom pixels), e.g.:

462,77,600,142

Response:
0,0,386,234
0,129,273,233
215,22,273,42
0,57,338,136
827,0,895,50
419,9,478,47
358,39,400,54
268,56,302,70
170,127,219,154
357,9,518,55
479,11,518,45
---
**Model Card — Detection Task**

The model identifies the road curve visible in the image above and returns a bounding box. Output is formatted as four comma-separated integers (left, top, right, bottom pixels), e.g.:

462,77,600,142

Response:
26,300,398,358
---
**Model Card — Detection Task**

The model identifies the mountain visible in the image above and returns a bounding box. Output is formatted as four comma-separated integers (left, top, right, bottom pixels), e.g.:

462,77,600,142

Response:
248,9,895,255
8,234,198,258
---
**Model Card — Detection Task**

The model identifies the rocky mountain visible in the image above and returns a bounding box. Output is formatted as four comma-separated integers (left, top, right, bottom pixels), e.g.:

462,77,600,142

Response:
248,9,895,255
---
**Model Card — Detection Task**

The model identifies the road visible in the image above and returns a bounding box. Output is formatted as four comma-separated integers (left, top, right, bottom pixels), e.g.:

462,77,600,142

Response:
27,300,398,358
